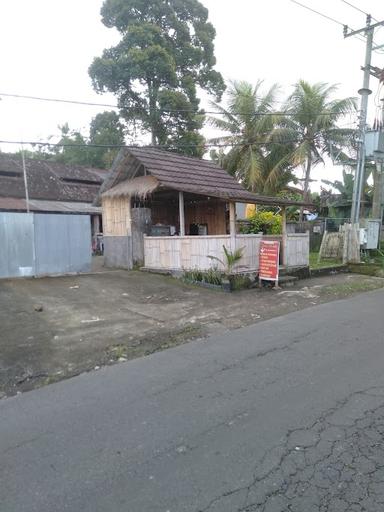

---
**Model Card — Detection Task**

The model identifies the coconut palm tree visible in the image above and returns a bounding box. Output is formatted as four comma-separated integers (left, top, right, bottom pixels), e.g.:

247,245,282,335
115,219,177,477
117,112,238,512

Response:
209,81,296,195
282,81,357,216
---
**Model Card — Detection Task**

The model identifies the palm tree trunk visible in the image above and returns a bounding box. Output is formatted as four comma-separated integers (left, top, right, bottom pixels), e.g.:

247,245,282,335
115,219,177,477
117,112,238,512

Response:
299,156,312,223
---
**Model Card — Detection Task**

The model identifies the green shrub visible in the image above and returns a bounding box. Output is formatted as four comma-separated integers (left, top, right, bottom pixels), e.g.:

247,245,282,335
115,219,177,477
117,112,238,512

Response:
202,267,222,286
183,268,203,282
182,267,222,286
241,210,282,235
229,274,251,290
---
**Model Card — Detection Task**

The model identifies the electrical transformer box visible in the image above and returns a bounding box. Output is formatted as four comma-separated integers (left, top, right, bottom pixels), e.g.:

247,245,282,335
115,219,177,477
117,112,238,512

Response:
365,131,384,159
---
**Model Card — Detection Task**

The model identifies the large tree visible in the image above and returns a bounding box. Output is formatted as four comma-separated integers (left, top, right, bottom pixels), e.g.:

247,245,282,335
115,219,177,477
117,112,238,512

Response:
283,81,356,212
209,81,296,195
89,0,225,156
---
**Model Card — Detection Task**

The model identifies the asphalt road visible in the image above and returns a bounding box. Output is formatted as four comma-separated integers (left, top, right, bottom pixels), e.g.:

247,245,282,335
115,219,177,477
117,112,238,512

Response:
2,289,384,512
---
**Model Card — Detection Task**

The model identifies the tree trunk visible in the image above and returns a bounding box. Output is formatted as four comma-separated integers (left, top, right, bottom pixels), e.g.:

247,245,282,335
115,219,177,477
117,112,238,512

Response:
148,81,159,146
299,156,312,223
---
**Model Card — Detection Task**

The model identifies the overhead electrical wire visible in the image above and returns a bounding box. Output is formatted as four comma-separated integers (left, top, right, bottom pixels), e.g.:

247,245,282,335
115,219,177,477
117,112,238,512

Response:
290,0,345,27
0,92,360,119
289,0,379,46
0,139,306,150
339,0,378,23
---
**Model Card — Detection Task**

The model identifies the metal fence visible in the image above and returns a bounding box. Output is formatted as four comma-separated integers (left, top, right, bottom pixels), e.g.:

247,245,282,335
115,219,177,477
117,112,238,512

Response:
286,218,351,252
0,212,91,278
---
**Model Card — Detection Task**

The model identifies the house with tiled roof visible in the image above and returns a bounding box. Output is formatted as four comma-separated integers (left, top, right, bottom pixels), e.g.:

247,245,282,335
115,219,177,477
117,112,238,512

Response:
0,154,107,242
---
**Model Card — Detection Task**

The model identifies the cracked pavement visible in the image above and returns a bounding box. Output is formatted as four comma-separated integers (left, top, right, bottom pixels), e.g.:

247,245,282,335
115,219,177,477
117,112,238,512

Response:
2,288,384,511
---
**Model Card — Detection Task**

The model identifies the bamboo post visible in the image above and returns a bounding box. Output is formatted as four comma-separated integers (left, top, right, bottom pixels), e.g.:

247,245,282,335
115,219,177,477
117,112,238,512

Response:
179,191,185,236
229,202,236,251
281,207,287,267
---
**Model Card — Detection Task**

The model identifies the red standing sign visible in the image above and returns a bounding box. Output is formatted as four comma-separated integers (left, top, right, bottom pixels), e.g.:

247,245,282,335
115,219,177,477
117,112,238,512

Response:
259,240,280,285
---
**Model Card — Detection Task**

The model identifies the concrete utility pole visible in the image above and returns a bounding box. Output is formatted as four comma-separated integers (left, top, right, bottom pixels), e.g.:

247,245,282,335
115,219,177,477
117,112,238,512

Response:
21,145,30,213
344,16,384,224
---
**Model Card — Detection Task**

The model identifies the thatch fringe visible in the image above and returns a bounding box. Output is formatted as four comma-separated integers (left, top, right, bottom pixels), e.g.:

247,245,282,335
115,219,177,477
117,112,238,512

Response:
102,175,159,199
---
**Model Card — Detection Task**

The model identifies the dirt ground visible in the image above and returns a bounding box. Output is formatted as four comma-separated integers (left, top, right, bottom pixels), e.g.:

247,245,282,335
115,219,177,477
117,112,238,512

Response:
1,269,384,397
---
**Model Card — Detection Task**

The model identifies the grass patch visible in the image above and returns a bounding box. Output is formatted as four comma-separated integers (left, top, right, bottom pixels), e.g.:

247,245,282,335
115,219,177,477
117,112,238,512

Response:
309,252,343,269
322,279,384,296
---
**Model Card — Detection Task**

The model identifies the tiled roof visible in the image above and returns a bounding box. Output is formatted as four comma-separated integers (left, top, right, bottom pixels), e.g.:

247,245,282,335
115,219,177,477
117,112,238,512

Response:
99,147,312,207
0,154,108,204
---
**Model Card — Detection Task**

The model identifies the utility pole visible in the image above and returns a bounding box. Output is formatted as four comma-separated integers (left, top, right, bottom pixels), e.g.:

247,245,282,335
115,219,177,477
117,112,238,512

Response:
344,16,384,225
21,145,30,213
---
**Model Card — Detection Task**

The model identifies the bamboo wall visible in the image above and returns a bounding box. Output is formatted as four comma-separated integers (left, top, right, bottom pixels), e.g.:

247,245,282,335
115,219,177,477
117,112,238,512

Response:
102,197,131,236
143,233,309,271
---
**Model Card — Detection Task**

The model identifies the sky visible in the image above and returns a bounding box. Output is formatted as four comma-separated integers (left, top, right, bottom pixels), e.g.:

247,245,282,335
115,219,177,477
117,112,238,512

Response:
0,0,383,190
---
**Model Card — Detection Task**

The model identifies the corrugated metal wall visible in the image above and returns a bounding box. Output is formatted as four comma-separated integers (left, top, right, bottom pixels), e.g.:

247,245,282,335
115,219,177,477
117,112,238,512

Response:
0,212,91,278
0,213,35,278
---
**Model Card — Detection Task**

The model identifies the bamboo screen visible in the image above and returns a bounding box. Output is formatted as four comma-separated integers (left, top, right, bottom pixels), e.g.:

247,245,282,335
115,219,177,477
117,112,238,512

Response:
102,197,131,236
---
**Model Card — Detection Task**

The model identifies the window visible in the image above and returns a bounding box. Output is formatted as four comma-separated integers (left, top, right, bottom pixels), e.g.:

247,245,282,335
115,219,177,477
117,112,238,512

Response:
61,177,100,186
0,170,22,178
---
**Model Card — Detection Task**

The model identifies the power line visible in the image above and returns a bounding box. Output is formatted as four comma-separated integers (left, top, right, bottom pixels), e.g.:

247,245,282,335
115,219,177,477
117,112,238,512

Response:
290,0,344,27
340,0,378,23
0,138,308,150
0,92,359,117
0,92,120,109
340,1,384,52
289,0,368,45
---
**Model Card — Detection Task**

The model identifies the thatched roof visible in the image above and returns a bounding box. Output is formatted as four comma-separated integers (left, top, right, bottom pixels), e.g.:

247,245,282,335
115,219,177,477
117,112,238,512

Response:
102,176,159,199
97,147,312,207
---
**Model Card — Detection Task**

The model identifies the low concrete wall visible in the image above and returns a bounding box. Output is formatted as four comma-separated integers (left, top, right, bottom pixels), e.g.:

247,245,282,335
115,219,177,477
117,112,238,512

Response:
104,236,132,269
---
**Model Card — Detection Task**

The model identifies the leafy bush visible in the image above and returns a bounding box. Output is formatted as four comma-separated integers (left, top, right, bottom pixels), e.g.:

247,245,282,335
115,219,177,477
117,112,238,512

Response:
183,269,203,282
241,211,282,235
229,274,252,290
202,267,222,286
182,268,222,286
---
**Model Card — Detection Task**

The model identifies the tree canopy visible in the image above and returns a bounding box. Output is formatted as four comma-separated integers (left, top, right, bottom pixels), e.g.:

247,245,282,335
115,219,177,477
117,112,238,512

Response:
16,111,125,169
89,0,225,156
209,80,357,205
282,81,357,205
209,81,296,195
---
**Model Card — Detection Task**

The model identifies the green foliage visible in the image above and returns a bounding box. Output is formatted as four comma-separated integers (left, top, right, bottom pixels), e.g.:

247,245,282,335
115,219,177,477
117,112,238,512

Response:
18,112,125,169
242,211,282,235
203,266,222,286
210,80,356,205
321,168,373,218
229,274,251,290
209,81,296,194
182,268,203,282
207,245,244,274
281,81,357,203
53,123,90,167
89,0,225,156
88,111,125,167
182,267,222,286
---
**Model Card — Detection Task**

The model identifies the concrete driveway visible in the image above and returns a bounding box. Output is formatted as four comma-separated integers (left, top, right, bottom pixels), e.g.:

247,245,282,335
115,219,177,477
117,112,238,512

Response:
1,269,383,396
